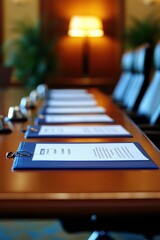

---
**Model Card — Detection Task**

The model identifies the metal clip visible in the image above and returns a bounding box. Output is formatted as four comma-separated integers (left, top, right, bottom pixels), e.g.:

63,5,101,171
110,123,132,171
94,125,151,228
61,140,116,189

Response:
6,151,17,158
6,150,32,159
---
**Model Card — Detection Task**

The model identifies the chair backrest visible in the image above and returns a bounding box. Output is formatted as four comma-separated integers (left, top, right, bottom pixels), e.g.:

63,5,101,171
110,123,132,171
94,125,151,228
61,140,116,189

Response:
137,42,160,120
112,50,134,103
122,43,152,111
150,104,160,125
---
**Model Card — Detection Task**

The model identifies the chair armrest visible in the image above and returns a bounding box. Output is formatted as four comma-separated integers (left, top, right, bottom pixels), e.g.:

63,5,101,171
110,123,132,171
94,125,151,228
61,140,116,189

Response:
139,124,160,131
127,112,149,124
144,130,160,150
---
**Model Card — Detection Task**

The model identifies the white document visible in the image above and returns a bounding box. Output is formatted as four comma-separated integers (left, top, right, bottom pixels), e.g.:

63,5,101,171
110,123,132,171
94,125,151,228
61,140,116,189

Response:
32,142,149,161
43,114,114,123
44,106,106,114
38,125,131,137
48,93,94,99
49,89,88,94
46,99,97,107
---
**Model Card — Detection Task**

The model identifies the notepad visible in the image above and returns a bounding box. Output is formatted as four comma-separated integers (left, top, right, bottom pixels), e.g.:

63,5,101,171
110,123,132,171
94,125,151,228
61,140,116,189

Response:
25,125,132,138
35,114,114,124
12,142,158,170
39,106,106,114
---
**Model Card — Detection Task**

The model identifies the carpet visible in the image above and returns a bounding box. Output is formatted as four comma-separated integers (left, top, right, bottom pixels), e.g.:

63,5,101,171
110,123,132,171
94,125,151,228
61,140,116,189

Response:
0,220,90,240
0,220,159,240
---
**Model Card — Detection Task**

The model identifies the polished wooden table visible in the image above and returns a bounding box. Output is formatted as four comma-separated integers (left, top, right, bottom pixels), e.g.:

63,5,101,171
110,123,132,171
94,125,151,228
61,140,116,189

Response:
0,87,160,236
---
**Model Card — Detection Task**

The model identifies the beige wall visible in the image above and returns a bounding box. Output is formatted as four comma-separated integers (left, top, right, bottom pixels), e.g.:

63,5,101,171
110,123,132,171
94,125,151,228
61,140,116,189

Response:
125,0,160,27
3,0,39,41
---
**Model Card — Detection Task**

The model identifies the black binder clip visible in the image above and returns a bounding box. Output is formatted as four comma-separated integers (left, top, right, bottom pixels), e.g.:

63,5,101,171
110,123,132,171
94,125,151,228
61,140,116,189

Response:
6,151,17,158
6,150,32,159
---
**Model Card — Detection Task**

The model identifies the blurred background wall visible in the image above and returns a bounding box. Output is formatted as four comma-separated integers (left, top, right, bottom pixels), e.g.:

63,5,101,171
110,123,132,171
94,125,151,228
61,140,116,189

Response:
3,0,160,41
1,0,160,88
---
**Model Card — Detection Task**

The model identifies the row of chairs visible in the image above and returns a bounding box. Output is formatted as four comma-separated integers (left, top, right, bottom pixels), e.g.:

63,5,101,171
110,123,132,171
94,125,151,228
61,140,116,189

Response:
112,41,160,149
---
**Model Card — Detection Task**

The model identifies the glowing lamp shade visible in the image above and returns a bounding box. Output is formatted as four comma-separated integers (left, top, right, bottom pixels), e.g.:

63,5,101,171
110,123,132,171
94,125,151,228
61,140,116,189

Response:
68,16,104,37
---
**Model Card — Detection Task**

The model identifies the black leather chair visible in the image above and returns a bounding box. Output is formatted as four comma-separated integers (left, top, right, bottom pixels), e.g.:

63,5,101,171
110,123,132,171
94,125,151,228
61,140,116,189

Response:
112,50,134,104
140,104,160,150
61,212,160,240
126,42,160,150
128,42,160,125
139,104,160,129
127,42,160,124
121,43,152,111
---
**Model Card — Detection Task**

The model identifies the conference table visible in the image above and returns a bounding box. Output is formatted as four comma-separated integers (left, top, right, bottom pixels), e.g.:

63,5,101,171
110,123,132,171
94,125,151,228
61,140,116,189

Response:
0,86,160,237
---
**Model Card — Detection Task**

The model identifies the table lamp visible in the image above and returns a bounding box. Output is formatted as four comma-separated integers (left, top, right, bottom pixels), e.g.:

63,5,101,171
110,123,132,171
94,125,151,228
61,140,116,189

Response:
68,16,104,76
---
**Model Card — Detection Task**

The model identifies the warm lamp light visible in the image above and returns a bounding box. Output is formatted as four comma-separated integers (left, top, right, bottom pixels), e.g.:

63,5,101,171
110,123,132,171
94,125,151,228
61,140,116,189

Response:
68,16,104,37
68,16,104,76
